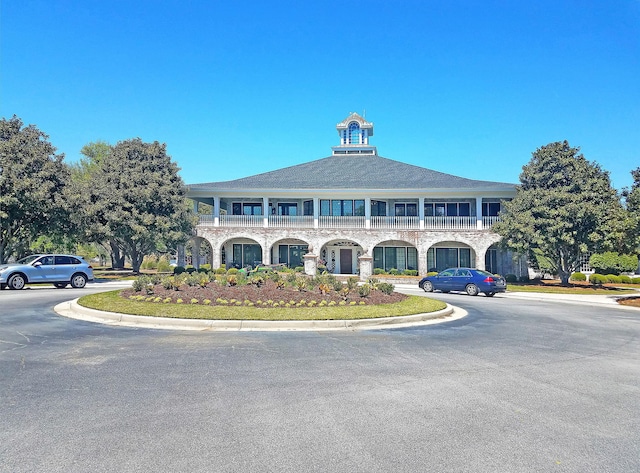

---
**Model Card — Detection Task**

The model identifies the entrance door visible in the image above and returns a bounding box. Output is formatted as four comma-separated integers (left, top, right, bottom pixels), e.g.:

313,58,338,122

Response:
340,249,352,274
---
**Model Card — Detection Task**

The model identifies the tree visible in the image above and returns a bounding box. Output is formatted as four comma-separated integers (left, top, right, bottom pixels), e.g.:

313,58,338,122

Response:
624,167,640,256
493,141,623,285
0,116,70,263
70,141,127,268
75,138,195,272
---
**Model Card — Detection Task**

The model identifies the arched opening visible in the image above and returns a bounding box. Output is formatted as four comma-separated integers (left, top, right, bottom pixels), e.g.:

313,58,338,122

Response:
221,237,263,270
372,240,418,272
271,238,309,270
186,237,213,268
320,239,364,275
348,122,361,144
427,241,475,272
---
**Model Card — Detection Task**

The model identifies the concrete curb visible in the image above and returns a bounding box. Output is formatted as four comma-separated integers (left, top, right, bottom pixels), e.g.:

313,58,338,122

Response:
54,299,466,332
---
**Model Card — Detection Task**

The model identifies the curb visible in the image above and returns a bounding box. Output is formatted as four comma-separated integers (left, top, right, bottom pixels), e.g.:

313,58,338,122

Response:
54,299,466,332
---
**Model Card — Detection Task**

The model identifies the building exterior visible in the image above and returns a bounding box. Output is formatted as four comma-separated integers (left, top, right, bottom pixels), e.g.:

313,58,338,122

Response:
185,113,520,280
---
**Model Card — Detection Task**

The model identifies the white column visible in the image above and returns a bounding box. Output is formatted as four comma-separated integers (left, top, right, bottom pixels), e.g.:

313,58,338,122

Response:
365,197,371,229
419,197,425,230
263,197,269,228
193,200,199,213
476,197,483,230
214,196,220,227
314,197,319,229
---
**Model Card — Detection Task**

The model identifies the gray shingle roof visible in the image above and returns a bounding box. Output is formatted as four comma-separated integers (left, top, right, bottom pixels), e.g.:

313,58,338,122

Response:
188,155,514,191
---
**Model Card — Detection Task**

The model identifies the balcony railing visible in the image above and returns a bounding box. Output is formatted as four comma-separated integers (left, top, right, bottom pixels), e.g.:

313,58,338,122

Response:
198,214,500,230
370,216,420,229
424,216,476,230
268,215,314,228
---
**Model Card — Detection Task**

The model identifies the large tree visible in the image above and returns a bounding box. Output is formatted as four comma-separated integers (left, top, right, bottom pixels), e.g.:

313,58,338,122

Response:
0,116,70,263
624,167,640,255
493,141,623,285
75,138,195,272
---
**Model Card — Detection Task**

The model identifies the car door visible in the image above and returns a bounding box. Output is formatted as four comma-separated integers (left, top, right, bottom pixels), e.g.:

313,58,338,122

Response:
53,255,75,282
30,255,55,282
435,269,455,291
452,269,472,291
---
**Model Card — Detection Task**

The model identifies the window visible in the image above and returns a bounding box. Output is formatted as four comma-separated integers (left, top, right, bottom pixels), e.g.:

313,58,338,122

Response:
482,202,501,217
278,245,308,268
321,200,365,216
427,247,473,272
373,247,418,271
232,202,262,216
395,203,417,217
303,200,313,216
371,200,387,216
348,122,360,144
232,244,262,268
425,202,471,217
55,256,80,265
278,203,297,216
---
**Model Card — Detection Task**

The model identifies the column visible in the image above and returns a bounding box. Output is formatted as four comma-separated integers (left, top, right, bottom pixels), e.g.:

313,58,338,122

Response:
358,254,373,281
419,197,425,230
192,239,201,269
304,253,318,277
313,197,319,229
476,197,484,230
365,197,371,229
263,197,269,228
214,196,220,227
177,244,186,267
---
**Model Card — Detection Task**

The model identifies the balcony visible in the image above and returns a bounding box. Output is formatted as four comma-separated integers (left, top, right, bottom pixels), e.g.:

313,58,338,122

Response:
198,214,500,230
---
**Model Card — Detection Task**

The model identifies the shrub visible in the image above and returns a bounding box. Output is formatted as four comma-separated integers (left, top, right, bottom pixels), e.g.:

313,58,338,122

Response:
570,272,587,282
132,277,145,292
589,252,638,275
505,274,518,283
173,266,185,275
403,270,418,276
227,267,239,275
633,277,640,285
620,275,632,284
185,266,197,274
346,277,359,291
373,268,386,275
294,266,304,273
388,268,400,275
378,282,394,295
518,275,530,283
358,283,371,298
215,267,226,274
226,275,238,286
156,255,172,273
589,273,607,285
606,274,621,284
199,264,211,272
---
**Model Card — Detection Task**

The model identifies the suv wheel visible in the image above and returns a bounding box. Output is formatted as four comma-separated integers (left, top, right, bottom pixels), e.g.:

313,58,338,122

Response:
8,274,26,290
70,273,87,289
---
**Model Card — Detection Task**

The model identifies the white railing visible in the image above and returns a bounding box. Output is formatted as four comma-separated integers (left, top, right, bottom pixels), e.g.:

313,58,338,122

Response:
370,216,420,229
424,216,477,230
483,216,500,229
219,215,263,227
198,214,499,230
318,216,366,228
268,215,314,228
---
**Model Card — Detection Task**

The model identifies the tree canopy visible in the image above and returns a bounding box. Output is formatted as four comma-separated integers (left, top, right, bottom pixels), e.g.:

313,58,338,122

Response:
74,138,195,272
493,141,624,285
0,116,70,263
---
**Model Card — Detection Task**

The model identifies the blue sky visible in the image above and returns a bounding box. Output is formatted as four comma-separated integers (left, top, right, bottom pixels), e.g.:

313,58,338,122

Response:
1,1,639,190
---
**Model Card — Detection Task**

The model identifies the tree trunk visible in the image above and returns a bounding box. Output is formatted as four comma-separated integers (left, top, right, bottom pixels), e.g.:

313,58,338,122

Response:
109,240,125,269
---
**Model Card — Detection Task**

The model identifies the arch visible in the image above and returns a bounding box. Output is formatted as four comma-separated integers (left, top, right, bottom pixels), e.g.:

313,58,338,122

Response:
425,240,476,273
319,238,365,275
219,236,264,270
270,237,311,269
371,239,418,273
186,236,213,269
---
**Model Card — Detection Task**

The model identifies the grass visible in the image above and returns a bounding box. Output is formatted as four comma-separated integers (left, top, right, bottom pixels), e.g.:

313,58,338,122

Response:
78,290,448,321
507,282,637,295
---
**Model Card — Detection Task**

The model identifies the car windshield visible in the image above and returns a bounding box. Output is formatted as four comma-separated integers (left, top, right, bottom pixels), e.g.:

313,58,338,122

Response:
17,255,42,264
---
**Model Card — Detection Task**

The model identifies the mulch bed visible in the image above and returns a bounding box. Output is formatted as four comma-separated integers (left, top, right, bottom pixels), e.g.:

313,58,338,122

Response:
122,279,407,307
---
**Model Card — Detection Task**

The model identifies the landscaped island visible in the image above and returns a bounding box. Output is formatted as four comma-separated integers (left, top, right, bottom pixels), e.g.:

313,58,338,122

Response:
78,269,448,321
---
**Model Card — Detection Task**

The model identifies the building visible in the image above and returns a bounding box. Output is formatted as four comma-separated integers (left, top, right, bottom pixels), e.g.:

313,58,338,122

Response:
185,113,520,279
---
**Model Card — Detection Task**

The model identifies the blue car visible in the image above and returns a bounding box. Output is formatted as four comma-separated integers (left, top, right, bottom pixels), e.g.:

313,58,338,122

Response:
418,268,506,297
0,254,94,290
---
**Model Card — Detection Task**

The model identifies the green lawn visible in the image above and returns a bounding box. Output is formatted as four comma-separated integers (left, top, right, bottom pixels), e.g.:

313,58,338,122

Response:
78,290,448,321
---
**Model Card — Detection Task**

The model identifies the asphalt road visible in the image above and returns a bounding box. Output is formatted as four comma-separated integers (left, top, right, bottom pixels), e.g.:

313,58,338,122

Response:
1,284,639,473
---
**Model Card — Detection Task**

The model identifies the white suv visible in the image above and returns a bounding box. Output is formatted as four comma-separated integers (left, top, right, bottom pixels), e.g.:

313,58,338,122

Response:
0,254,95,290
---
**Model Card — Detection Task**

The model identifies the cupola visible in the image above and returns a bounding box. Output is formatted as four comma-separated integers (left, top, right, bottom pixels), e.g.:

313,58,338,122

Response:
331,112,377,156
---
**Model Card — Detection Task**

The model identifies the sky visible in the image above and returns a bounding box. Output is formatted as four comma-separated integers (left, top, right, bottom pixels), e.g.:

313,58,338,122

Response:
1,1,639,190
